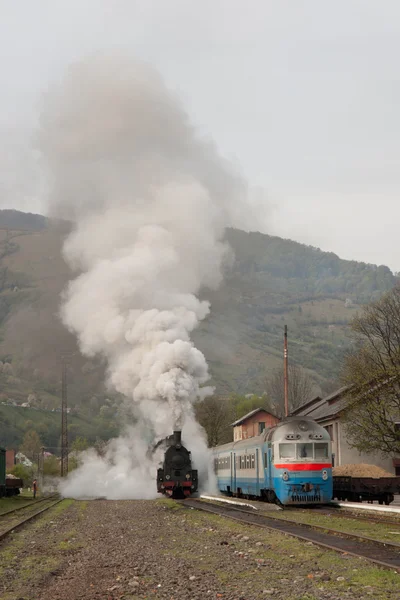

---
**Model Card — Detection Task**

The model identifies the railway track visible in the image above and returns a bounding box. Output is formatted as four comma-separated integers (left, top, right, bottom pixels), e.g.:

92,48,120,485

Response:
0,494,59,518
0,495,62,543
184,498,400,572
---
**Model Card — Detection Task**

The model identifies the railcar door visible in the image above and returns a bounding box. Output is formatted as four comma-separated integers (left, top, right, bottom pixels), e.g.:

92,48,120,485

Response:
233,452,237,493
267,445,273,487
230,451,234,494
256,448,260,495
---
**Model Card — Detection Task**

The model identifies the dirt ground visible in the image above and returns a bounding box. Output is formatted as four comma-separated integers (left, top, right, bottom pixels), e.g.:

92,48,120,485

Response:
0,498,398,600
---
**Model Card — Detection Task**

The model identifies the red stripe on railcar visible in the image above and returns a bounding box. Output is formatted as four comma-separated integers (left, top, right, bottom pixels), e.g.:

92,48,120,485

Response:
274,463,331,471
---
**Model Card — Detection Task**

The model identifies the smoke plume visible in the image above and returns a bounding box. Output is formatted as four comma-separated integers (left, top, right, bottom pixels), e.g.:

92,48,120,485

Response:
39,53,258,498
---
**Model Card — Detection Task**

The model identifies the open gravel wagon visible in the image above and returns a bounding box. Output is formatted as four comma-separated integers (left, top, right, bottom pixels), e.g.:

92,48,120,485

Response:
333,475,400,505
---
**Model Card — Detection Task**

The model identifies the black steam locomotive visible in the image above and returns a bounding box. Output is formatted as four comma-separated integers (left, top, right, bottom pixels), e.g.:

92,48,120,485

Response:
156,431,198,498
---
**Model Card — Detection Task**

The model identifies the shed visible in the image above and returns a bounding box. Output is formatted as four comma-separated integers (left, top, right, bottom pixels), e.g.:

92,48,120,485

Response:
232,408,279,441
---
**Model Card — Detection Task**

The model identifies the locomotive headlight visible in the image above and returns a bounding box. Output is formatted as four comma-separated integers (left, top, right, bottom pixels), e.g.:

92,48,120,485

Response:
322,469,328,481
165,474,171,480
282,471,289,481
185,473,191,480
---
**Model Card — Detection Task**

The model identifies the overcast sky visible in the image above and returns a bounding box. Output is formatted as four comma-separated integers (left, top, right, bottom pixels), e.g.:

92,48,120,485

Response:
0,1,399,271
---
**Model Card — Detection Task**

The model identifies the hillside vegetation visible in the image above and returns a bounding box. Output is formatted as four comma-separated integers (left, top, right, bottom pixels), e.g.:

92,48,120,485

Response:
0,210,397,446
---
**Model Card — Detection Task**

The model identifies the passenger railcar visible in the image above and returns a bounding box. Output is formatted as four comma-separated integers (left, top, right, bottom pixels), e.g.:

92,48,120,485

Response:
157,431,198,499
213,417,332,505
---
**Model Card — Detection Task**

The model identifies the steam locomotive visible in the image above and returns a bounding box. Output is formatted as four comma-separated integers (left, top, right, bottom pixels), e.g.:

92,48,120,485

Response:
156,431,198,498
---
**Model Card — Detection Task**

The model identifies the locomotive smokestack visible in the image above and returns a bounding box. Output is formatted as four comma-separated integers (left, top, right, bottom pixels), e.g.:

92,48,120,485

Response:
173,431,182,447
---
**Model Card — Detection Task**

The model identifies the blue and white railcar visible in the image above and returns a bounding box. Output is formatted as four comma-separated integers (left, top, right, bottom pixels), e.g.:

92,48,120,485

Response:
213,416,332,506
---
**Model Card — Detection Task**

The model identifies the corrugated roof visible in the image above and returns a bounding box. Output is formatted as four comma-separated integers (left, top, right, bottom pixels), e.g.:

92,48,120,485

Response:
291,395,322,416
293,385,352,422
231,407,276,427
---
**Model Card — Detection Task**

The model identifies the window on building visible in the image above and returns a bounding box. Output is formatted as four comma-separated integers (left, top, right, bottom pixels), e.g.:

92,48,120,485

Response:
258,422,266,434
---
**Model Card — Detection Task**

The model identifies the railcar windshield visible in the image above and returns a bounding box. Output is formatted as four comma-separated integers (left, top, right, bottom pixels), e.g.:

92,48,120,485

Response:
314,442,329,459
297,443,313,459
278,442,330,461
278,443,296,459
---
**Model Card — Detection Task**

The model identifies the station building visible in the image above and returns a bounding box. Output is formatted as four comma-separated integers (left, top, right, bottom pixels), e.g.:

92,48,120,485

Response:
292,386,400,476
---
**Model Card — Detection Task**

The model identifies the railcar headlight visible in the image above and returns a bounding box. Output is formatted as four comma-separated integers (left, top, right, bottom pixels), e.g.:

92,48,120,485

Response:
282,471,289,481
165,474,171,480
322,469,328,481
185,473,191,479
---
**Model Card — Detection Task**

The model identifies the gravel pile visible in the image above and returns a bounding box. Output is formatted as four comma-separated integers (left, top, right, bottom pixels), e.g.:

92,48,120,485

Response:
333,464,395,478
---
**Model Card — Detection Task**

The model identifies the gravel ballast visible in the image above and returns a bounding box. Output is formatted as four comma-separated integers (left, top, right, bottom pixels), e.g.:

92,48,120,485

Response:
0,498,398,599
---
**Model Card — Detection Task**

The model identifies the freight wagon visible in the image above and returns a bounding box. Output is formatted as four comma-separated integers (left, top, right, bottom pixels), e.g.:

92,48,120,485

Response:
333,475,400,505
0,447,23,497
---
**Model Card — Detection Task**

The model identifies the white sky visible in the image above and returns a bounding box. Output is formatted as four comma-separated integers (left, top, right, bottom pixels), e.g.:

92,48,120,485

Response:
0,1,399,270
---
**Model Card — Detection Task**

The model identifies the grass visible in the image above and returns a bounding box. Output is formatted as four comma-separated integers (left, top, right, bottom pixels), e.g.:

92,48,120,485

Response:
0,498,78,599
155,498,183,511
259,507,400,544
0,494,36,515
165,503,400,599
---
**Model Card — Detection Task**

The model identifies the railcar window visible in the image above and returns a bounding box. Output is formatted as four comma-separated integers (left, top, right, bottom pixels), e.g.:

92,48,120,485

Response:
314,443,329,459
251,454,255,469
279,443,296,459
297,443,313,459
246,455,250,469
264,453,268,468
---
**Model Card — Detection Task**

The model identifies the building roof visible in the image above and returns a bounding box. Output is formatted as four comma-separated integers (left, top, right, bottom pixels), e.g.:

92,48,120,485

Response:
231,407,277,427
291,385,352,422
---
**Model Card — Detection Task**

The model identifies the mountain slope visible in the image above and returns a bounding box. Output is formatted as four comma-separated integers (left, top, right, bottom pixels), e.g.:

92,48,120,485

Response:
0,210,397,418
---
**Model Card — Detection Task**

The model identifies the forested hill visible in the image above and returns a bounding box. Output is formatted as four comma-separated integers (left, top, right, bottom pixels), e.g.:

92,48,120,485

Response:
0,210,397,445
0,209,47,231
225,228,396,302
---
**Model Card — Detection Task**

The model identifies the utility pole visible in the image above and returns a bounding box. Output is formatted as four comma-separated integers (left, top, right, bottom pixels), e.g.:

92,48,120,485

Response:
284,325,289,417
61,357,68,476
39,446,45,495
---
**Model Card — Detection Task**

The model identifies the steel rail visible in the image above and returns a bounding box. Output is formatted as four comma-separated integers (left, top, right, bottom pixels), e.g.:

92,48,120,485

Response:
0,498,63,543
184,498,400,572
0,494,59,519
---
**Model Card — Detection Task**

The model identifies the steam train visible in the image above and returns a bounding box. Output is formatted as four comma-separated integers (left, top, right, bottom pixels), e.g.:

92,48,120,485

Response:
213,416,333,506
156,431,198,498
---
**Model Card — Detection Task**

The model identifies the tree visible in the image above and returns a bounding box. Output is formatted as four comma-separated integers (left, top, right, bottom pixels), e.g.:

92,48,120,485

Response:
11,462,34,483
195,396,232,447
341,286,400,455
195,393,275,447
265,365,314,413
230,393,275,422
43,455,60,477
20,429,42,460
71,436,90,452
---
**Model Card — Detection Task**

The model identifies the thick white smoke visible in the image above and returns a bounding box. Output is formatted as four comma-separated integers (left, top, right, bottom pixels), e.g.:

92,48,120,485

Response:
39,54,260,498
